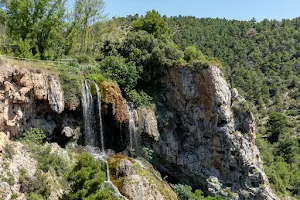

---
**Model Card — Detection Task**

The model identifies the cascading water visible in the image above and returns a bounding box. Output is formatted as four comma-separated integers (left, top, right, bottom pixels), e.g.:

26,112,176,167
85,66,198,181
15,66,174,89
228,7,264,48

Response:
82,80,97,146
127,103,139,155
95,83,105,151
86,146,128,200
82,82,133,200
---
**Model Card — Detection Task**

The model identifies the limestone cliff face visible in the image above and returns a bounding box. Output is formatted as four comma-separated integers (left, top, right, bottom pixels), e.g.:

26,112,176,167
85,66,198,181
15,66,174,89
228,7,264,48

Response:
137,66,277,200
0,64,79,140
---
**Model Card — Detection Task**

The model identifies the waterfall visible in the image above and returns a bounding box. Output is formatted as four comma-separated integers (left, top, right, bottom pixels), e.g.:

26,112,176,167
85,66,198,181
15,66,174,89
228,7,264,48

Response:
81,80,105,149
127,103,138,155
82,80,97,146
95,83,105,151
82,82,127,199
86,146,128,200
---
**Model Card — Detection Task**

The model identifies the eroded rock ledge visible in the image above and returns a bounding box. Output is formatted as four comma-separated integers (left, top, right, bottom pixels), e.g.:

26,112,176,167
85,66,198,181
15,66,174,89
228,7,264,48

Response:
137,66,277,200
0,63,79,141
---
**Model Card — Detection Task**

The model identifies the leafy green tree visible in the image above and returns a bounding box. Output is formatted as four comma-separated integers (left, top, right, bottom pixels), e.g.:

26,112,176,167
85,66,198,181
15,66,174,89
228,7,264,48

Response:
98,56,142,90
74,0,105,54
3,0,66,59
184,46,205,62
0,4,7,48
132,10,170,38
62,152,117,200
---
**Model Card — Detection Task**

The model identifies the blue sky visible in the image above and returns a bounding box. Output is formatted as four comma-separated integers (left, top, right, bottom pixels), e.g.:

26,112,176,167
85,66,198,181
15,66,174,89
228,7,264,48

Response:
67,0,299,21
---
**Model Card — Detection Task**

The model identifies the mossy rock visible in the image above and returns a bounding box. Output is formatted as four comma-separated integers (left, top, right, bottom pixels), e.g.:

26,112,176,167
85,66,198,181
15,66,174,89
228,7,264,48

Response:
108,155,178,200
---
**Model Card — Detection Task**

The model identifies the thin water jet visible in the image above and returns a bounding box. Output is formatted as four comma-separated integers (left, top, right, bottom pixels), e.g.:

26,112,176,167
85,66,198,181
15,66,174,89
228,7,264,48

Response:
95,83,105,151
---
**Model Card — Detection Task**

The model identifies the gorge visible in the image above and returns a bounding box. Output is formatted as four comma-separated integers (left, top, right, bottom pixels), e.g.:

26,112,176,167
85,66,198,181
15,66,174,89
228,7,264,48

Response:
0,59,278,200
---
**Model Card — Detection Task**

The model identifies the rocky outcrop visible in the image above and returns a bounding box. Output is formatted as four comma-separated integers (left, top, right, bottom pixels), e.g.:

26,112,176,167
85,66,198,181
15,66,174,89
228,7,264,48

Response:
0,63,80,142
0,136,74,200
0,135,37,200
137,66,277,199
101,81,129,123
109,155,178,200
101,81,130,152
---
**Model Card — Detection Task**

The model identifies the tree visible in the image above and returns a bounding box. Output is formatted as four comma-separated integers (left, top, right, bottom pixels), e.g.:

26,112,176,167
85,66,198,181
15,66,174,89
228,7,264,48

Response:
0,8,7,48
3,0,66,59
98,56,142,90
267,112,290,143
74,0,105,54
184,46,205,62
132,10,170,38
62,152,117,200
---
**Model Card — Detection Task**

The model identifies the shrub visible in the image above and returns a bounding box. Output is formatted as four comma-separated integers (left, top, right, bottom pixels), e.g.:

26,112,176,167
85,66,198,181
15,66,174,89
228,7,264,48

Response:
21,170,51,198
4,144,15,159
62,152,118,200
74,54,94,64
172,184,223,200
56,64,83,108
141,147,154,161
28,144,69,176
11,193,18,199
26,192,44,200
99,56,142,90
21,128,46,145
127,89,153,107
184,46,205,62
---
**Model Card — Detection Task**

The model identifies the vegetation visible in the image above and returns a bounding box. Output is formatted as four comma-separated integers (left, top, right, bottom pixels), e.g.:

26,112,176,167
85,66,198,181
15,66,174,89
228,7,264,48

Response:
173,184,223,200
1,0,300,198
21,128,47,145
166,16,300,198
62,152,117,200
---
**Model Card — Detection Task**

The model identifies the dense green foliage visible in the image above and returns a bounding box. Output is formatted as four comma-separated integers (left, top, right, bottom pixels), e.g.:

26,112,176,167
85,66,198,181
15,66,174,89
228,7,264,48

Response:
62,152,117,200
167,16,300,198
2,1,300,197
20,130,117,199
132,10,170,38
173,184,223,200
21,128,47,145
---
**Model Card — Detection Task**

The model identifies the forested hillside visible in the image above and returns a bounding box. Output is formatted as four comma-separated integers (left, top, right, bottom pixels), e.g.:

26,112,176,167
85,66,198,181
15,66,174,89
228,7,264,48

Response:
0,0,300,198
167,16,300,198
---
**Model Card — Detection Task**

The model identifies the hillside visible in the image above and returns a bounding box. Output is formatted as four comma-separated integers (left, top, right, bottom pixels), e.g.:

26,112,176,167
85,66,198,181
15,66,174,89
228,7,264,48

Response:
167,16,300,198
0,0,299,199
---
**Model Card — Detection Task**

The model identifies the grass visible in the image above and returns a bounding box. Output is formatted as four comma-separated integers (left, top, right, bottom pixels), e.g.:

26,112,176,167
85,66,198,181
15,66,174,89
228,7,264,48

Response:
0,56,58,75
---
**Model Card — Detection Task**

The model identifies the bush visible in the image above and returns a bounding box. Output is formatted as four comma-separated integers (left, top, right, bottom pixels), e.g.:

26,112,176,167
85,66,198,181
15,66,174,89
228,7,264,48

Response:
21,128,46,145
141,147,154,161
127,89,153,107
20,170,51,198
26,192,44,200
56,64,83,108
28,144,69,176
62,152,118,200
4,143,15,159
11,193,18,199
74,54,94,64
99,56,142,90
184,46,205,62
173,184,223,200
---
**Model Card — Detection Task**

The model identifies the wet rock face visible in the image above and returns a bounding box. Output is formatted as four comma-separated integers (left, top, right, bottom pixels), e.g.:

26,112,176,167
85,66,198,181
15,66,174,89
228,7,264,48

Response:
109,155,178,200
101,81,130,152
137,66,277,200
0,64,80,140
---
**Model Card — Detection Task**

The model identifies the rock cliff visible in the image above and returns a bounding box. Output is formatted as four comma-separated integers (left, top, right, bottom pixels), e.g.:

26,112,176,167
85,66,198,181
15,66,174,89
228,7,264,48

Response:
0,63,80,142
109,155,178,200
137,66,277,199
